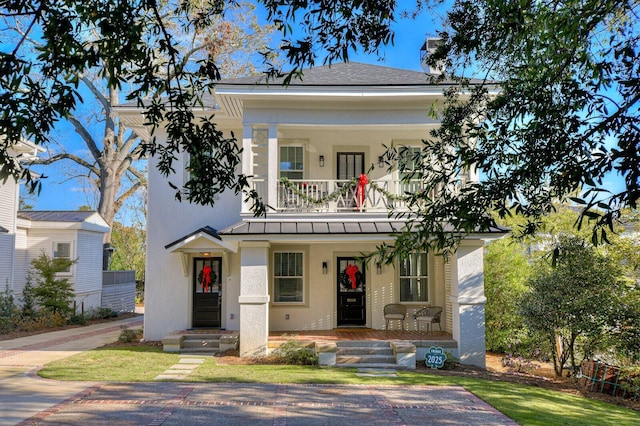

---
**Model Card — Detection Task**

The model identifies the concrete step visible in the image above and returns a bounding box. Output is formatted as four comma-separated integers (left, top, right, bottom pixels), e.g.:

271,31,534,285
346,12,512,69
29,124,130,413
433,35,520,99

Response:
181,339,220,350
335,341,390,348
178,348,218,355
183,334,223,340
333,362,403,369
337,347,393,356
336,354,396,364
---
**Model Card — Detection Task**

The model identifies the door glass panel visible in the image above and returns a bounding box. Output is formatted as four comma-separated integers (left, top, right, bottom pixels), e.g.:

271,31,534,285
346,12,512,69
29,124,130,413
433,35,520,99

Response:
195,258,221,293
337,153,364,180
337,257,365,292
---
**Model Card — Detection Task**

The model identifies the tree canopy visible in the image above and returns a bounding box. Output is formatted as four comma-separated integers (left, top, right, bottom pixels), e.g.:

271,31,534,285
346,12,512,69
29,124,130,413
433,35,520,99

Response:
1,0,638,255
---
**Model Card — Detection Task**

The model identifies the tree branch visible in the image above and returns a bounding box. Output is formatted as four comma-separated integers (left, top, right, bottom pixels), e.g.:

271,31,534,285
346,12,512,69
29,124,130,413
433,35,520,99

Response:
33,153,100,177
65,114,102,162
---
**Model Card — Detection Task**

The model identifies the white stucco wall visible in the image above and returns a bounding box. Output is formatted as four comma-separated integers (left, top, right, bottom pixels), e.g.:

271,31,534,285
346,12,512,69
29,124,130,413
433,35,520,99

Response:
143,131,243,341
449,240,487,368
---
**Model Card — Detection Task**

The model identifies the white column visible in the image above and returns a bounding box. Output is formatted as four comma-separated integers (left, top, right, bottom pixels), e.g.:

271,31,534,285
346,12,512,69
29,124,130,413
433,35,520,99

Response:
267,125,278,209
449,240,487,368
241,124,253,213
238,242,270,357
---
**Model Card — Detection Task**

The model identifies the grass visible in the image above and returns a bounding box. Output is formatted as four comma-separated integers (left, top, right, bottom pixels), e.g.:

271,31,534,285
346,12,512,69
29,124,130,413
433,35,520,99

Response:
39,346,640,426
38,345,180,381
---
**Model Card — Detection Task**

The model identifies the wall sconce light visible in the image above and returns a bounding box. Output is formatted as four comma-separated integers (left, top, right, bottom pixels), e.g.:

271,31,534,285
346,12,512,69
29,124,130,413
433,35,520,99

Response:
378,155,385,168
319,155,325,167
200,252,211,257
322,261,328,274
376,262,383,274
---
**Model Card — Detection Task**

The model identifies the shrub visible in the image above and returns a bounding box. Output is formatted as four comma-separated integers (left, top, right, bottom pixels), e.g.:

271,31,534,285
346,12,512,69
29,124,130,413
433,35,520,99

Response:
619,367,640,400
272,339,318,365
119,326,143,343
68,313,88,325
29,252,77,317
442,351,458,370
0,283,16,318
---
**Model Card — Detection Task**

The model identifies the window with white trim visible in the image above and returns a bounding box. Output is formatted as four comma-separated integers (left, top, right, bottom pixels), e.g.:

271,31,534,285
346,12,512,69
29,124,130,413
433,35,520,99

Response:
53,242,72,273
273,251,304,303
399,252,429,302
279,146,304,179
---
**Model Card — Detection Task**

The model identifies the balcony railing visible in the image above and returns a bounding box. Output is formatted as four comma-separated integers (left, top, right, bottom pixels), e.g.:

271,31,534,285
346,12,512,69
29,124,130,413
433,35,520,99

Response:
251,179,427,213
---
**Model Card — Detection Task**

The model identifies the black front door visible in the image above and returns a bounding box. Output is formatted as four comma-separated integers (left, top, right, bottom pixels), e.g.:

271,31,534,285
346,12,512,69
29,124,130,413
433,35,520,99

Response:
193,257,222,328
337,257,366,326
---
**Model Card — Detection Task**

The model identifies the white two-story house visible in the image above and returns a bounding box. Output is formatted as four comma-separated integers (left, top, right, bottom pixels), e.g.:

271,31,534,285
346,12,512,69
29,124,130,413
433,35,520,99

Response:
1,139,109,313
117,62,506,367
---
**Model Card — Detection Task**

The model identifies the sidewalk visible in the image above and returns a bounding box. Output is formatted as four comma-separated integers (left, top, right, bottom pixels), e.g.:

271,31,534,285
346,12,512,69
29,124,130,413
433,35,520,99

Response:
0,315,143,426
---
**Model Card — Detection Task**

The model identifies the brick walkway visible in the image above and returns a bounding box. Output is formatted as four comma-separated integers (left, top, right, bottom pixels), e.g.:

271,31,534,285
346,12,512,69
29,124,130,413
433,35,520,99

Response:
17,383,519,426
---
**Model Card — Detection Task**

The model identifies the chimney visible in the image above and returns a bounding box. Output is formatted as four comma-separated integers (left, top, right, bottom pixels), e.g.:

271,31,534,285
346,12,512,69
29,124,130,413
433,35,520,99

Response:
420,38,445,75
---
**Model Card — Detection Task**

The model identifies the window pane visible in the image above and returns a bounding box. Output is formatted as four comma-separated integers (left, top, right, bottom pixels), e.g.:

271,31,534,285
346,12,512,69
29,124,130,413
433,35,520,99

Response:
274,253,282,276
274,252,304,303
54,243,71,258
399,253,428,302
280,147,303,178
275,277,303,302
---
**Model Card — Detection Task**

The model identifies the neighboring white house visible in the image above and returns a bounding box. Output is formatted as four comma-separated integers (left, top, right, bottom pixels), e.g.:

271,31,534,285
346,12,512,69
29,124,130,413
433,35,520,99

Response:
0,139,110,313
15,210,110,311
116,62,506,367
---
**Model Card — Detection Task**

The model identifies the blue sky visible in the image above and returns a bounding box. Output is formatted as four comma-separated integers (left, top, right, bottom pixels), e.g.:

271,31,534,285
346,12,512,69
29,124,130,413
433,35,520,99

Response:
28,3,440,213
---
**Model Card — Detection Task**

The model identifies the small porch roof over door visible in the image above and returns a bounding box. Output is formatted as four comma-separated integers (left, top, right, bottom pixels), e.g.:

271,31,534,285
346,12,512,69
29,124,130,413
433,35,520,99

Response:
164,226,238,277
165,226,238,253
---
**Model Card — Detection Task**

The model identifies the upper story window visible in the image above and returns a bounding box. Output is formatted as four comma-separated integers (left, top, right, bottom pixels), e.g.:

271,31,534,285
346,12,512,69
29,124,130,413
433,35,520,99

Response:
398,146,422,181
280,146,304,180
273,251,304,303
53,241,73,274
399,252,429,302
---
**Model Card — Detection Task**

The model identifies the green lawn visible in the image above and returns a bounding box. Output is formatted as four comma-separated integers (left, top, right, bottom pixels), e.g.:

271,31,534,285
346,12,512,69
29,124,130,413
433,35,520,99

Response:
39,346,640,426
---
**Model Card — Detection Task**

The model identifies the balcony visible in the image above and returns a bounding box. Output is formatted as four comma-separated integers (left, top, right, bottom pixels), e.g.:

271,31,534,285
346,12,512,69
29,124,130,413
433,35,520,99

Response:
252,178,427,214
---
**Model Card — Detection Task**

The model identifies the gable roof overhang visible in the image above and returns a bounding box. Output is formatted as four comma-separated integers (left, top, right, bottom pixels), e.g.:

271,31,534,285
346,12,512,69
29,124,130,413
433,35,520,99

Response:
16,210,110,233
165,226,238,253
164,226,238,277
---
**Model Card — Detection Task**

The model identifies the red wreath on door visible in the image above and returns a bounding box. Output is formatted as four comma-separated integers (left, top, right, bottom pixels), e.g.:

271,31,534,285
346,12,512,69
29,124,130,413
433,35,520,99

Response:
345,264,359,289
201,265,212,292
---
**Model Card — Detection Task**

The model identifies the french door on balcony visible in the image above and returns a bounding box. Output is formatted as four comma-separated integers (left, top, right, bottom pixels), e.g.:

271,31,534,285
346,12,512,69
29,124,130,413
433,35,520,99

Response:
193,257,222,328
337,152,365,180
337,152,365,209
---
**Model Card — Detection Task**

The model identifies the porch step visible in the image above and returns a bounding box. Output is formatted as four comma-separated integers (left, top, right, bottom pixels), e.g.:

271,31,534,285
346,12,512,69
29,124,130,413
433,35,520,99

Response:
162,332,239,354
335,341,398,367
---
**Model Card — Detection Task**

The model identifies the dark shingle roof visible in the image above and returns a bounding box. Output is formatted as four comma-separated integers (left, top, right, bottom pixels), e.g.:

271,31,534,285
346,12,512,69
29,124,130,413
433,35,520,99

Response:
0,225,8,233
165,226,222,249
17,210,97,222
216,62,464,87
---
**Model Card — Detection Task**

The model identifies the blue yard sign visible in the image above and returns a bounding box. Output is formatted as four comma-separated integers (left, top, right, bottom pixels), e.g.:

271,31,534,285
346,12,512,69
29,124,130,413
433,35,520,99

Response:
425,346,447,369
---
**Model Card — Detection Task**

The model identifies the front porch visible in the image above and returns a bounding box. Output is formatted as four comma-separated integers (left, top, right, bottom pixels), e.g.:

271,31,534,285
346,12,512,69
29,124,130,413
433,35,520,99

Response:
162,329,457,370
